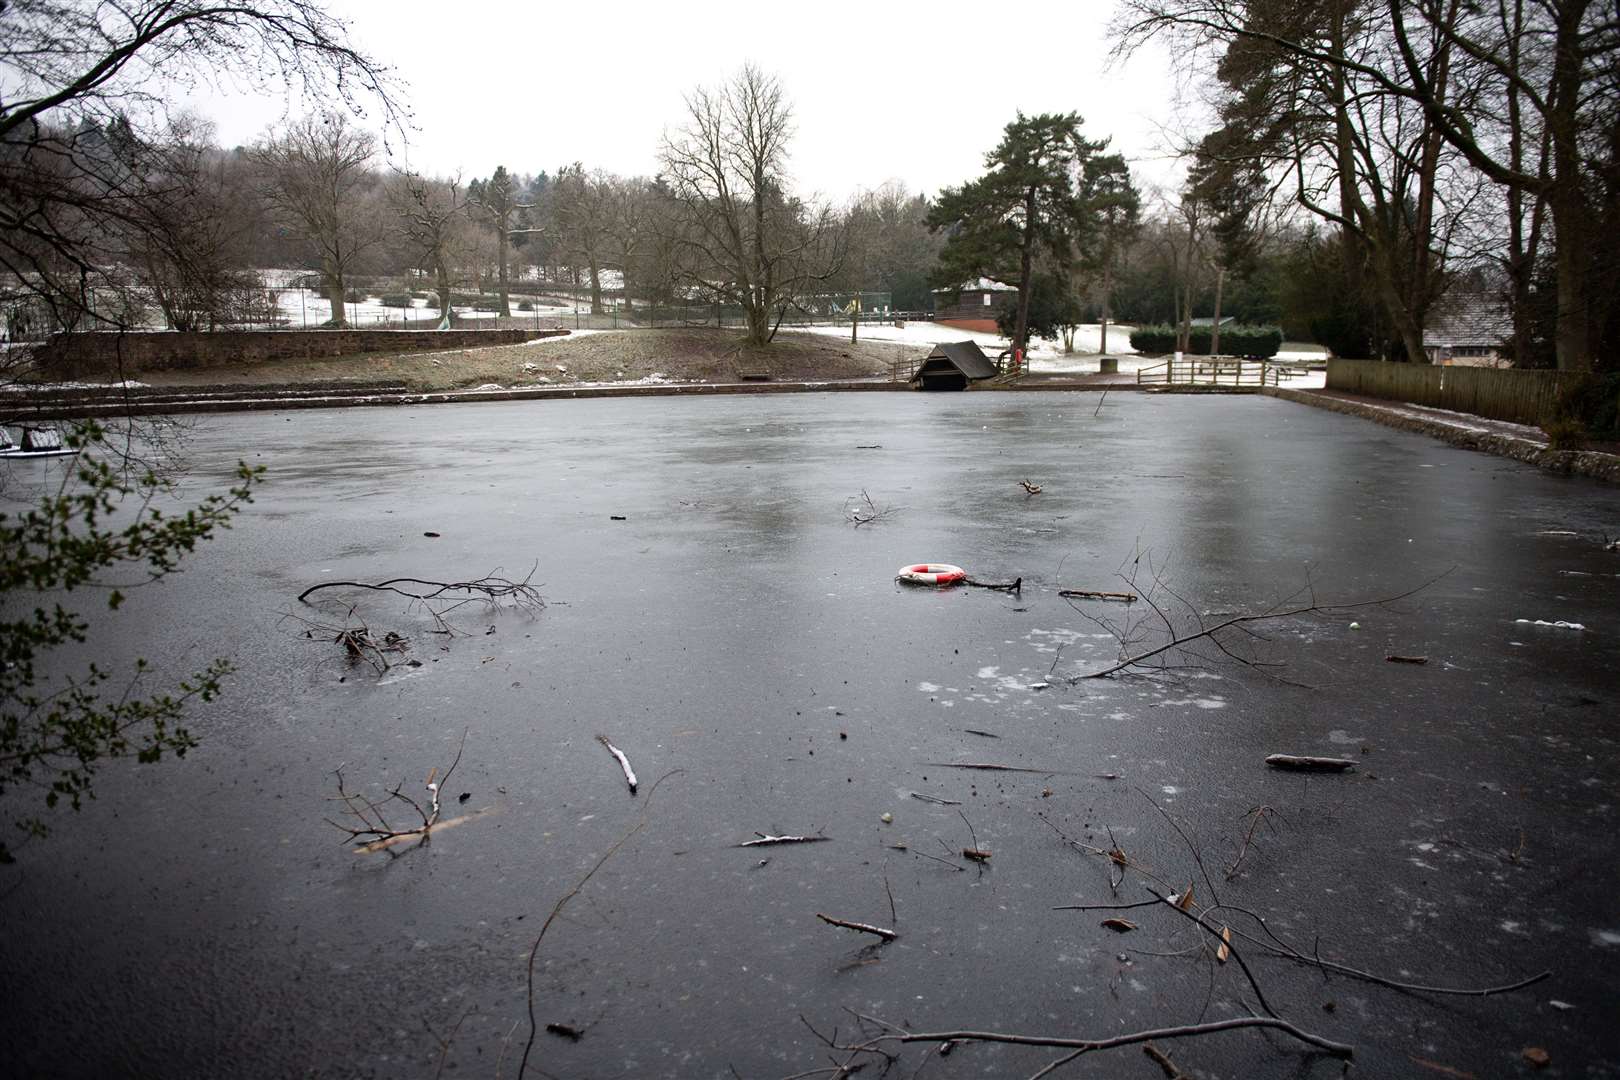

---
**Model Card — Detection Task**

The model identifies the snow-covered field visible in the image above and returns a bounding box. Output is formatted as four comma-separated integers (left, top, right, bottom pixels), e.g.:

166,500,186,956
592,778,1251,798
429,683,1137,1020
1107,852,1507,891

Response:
795,320,1330,386
796,320,1144,371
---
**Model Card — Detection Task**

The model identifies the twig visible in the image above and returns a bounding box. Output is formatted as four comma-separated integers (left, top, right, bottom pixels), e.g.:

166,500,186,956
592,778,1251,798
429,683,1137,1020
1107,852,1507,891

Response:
908,792,962,806
597,735,638,793
816,913,898,942
739,833,828,847
298,566,544,610
1265,754,1355,772
1209,902,1552,997
516,770,683,1080
924,762,1057,774
844,489,901,527
1143,1042,1184,1079
965,577,1022,593
1386,654,1429,664
1226,806,1277,880
858,1015,1353,1058
1058,589,1138,602
957,809,991,861
1076,571,1449,680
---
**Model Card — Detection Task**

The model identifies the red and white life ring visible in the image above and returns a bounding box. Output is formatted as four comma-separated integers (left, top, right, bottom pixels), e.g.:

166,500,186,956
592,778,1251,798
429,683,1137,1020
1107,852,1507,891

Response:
896,563,966,586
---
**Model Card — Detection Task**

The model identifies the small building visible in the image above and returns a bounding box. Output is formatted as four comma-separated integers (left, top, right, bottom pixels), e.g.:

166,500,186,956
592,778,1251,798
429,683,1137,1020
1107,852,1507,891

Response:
911,340,998,392
933,278,1017,333
1423,294,1514,365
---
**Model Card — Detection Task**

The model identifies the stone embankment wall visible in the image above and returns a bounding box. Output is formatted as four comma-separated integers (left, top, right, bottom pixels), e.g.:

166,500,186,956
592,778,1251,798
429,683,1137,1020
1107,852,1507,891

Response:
35,329,564,378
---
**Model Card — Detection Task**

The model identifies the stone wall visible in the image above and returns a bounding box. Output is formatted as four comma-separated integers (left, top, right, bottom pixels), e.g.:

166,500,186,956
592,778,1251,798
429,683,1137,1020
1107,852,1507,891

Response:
34,328,565,378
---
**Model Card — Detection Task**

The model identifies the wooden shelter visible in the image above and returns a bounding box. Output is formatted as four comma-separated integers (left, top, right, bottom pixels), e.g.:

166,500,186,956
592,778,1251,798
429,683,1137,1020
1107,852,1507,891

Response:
910,341,998,391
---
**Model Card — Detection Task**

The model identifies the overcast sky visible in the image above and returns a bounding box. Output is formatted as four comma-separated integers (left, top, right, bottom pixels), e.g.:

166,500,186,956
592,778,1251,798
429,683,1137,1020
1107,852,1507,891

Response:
188,0,1196,201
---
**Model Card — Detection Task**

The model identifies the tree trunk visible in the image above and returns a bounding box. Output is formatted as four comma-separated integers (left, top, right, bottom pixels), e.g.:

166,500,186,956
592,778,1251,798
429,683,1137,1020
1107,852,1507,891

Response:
1210,265,1225,355
325,269,346,328
745,301,770,346
496,214,511,318
436,263,451,320
588,260,603,315
1013,185,1038,365
1100,263,1112,354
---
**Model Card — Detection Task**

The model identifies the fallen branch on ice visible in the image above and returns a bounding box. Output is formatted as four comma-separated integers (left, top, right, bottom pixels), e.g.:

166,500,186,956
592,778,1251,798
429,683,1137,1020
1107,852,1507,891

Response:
1058,589,1137,602
739,833,828,847
816,913,898,942
597,735,637,793
325,729,469,853
1265,754,1356,772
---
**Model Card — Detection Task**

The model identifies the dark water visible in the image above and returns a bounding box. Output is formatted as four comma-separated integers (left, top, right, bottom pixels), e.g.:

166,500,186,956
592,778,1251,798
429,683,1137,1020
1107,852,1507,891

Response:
3,391,1617,1078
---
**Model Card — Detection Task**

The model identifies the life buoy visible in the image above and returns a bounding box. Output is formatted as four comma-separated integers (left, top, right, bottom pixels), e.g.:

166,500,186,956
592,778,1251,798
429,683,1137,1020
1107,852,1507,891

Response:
896,563,966,586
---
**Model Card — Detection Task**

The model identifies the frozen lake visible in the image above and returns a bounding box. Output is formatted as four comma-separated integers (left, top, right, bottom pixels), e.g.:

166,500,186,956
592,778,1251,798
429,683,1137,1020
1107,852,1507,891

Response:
3,391,1616,1078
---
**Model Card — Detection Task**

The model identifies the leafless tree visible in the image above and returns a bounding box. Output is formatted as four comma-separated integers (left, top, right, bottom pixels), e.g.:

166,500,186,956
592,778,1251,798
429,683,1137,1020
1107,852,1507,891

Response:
0,0,401,330
122,118,271,331
389,170,470,320
658,64,846,346
252,113,381,327
549,163,614,314
605,176,656,318
467,166,523,317
1114,0,1620,370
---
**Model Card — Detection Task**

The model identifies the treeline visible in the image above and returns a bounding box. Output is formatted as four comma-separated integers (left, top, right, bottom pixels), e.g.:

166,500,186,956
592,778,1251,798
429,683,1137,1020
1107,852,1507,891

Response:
10,2,1614,373
1116,0,1619,372
0,72,947,342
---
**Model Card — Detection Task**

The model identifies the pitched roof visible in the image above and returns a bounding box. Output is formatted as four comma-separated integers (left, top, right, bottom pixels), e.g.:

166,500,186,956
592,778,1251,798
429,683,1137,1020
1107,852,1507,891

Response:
1423,293,1514,347
919,340,998,380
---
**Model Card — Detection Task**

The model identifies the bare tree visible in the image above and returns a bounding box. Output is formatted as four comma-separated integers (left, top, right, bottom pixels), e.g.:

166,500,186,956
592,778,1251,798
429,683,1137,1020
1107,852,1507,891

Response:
659,64,845,346
605,176,656,319
389,170,469,321
121,119,270,331
549,163,613,315
0,0,400,327
252,113,380,327
467,166,521,317
1115,0,1620,370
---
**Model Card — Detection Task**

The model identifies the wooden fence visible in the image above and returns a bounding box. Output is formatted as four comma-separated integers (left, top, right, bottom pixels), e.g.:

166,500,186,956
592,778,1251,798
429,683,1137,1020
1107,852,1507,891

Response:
1326,359,1568,425
1137,357,1282,387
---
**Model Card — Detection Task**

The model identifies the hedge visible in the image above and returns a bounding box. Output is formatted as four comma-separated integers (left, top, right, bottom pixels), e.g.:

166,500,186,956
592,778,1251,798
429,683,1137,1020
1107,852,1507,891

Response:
380,293,414,308
1128,324,1283,358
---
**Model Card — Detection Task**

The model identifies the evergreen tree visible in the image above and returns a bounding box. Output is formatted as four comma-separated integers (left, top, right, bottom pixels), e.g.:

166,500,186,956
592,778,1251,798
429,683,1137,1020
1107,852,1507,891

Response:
928,112,1109,357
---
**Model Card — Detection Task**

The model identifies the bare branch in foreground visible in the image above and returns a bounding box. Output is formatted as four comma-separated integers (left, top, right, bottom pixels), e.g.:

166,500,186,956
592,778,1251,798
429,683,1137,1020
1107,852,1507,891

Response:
297,566,545,614
836,1014,1353,1060
1073,569,1451,680
517,769,684,1080
325,729,470,853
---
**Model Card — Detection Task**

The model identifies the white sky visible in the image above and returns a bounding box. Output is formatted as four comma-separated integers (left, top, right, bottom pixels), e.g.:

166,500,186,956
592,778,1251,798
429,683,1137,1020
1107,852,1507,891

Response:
187,0,1196,201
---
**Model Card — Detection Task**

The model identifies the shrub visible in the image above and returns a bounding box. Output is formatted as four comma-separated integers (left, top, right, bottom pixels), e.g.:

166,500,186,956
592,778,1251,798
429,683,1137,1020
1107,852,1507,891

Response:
518,300,534,312
473,299,503,312
1127,324,1282,358
1544,371,1620,444
343,288,365,303
410,290,431,301
380,293,413,308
